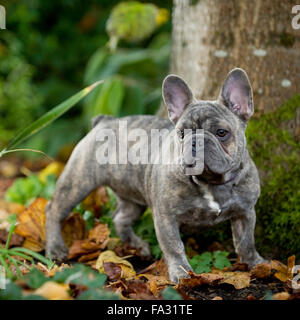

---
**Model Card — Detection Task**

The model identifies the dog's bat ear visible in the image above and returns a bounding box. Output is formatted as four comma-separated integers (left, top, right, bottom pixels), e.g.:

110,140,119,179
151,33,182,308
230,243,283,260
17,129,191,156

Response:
219,68,254,122
162,75,194,124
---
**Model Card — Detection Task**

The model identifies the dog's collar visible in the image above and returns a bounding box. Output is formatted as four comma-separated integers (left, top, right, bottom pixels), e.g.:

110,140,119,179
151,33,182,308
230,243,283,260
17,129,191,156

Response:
193,170,239,186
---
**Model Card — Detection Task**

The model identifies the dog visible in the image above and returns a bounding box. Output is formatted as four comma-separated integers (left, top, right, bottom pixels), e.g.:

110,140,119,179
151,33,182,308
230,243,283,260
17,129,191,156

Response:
45,68,265,283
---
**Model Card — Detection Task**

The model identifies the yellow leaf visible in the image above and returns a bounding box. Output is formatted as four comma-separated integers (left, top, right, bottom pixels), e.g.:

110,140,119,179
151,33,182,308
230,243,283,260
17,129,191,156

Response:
96,250,136,279
15,198,47,251
212,270,251,289
272,292,290,300
34,282,71,300
38,161,64,183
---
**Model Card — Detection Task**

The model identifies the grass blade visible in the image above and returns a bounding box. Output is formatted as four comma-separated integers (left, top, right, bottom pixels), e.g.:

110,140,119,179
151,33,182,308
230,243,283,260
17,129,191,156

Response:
7,256,22,278
11,248,52,267
0,80,103,156
0,254,13,279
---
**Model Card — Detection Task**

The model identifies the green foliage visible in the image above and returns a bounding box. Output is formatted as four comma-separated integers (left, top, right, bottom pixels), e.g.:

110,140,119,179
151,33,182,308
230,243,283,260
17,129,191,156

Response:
162,286,183,300
5,174,56,205
0,282,46,300
133,209,162,259
246,94,300,259
99,187,117,237
0,33,42,147
23,268,48,289
83,32,170,122
188,251,231,274
0,221,54,280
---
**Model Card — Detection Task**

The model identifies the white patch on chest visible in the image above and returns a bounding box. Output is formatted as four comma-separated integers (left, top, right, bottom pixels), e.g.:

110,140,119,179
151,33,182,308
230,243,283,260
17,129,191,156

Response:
202,185,221,214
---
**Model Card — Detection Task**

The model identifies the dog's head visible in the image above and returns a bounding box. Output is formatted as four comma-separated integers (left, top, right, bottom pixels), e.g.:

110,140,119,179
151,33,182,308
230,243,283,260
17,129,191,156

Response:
162,68,254,184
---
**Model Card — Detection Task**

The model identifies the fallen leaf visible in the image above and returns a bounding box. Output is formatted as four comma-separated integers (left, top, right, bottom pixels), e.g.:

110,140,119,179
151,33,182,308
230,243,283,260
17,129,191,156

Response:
212,296,223,300
62,212,87,247
88,223,110,244
34,281,72,300
250,262,271,279
137,274,172,297
78,250,101,263
212,270,251,289
103,262,122,280
82,187,109,215
138,258,169,279
96,250,136,280
68,239,103,260
272,292,290,300
0,199,25,230
15,198,47,251
228,262,249,272
107,237,122,250
270,258,295,282
0,229,24,247
179,271,223,288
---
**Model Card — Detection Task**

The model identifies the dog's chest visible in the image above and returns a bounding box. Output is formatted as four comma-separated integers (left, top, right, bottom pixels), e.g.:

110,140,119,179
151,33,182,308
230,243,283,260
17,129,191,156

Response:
177,184,240,232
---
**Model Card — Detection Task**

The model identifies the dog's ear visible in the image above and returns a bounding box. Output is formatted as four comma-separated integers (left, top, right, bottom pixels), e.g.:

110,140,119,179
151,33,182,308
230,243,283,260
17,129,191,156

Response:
219,68,254,122
162,75,194,124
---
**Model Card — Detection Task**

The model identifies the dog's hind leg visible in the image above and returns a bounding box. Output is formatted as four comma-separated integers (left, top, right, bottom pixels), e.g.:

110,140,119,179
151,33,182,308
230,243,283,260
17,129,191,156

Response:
45,140,101,261
113,198,151,257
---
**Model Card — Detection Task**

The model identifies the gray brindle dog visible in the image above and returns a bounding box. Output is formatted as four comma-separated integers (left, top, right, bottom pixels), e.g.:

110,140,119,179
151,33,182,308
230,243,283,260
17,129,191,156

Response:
46,68,265,283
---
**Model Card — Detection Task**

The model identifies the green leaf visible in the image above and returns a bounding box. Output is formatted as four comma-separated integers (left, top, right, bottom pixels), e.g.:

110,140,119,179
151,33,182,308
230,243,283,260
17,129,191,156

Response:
40,174,57,200
23,268,48,289
162,287,183,300
5,175,43,205
189,252,212,274
52,264,107,289
77,288,119,300
82,210,95,231
212,251,231,270
0,81,103,156
92,77,124,117
0,282,23,300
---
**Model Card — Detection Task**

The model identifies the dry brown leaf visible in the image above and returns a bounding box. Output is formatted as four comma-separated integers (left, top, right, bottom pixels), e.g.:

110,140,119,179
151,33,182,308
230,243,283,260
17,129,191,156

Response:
270,258,295,282
250,262,271,279
138,258,170,279
212,270,251,289
0,229,24,247
212,296,223,300
138,274,172,297
179,271,223,288
14,198,47,251
96,250,136,280
0,199,25,230
82,186,109,215
62,212,87,247
78,250,101,263
68,239,103,260
272,292,290,300
103,262,122,280
34,281,72,300
88,223,110,244
228,262,249,272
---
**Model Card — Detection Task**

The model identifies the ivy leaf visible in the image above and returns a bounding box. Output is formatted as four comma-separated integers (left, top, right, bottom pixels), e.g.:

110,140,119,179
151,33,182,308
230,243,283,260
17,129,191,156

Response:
162,286,183,300
24,268,48,289
212,251,231,270
77,288,119,300
189,252,212,274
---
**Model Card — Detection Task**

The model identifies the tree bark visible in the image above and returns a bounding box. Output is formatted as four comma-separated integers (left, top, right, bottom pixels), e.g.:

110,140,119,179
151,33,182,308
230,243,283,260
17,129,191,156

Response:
158,0,299,118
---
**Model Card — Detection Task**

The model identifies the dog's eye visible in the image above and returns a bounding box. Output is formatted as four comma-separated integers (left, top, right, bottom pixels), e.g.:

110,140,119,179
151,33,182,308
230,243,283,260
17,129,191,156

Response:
216,129,230,140
179,129,184,140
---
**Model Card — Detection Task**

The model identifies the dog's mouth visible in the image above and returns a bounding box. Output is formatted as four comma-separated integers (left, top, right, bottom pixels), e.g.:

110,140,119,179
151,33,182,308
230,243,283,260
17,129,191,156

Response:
194,164,238,185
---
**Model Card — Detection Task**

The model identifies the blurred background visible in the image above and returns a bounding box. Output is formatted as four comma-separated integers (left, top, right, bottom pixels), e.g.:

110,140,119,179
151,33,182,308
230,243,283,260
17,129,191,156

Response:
0,0,299,261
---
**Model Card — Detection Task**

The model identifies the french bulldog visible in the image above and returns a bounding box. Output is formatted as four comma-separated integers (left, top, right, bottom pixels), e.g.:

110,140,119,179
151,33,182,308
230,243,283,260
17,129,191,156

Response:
45,68,265,283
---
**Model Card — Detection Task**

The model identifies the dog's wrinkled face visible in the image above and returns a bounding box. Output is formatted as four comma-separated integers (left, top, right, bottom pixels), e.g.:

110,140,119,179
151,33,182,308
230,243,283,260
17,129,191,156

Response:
162,68,254,184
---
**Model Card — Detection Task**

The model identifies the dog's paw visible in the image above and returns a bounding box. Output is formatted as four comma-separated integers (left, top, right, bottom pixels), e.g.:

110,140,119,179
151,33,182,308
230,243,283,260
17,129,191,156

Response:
46,241,69,262
168,263,192,284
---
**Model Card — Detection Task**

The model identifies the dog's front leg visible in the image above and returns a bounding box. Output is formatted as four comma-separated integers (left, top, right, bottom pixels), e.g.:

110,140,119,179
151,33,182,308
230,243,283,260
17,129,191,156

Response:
152,209,192,283
231,209,266,268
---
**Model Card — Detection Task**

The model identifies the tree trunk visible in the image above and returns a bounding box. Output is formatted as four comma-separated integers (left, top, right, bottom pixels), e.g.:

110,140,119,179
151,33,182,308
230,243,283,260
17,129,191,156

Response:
158,0,299,118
